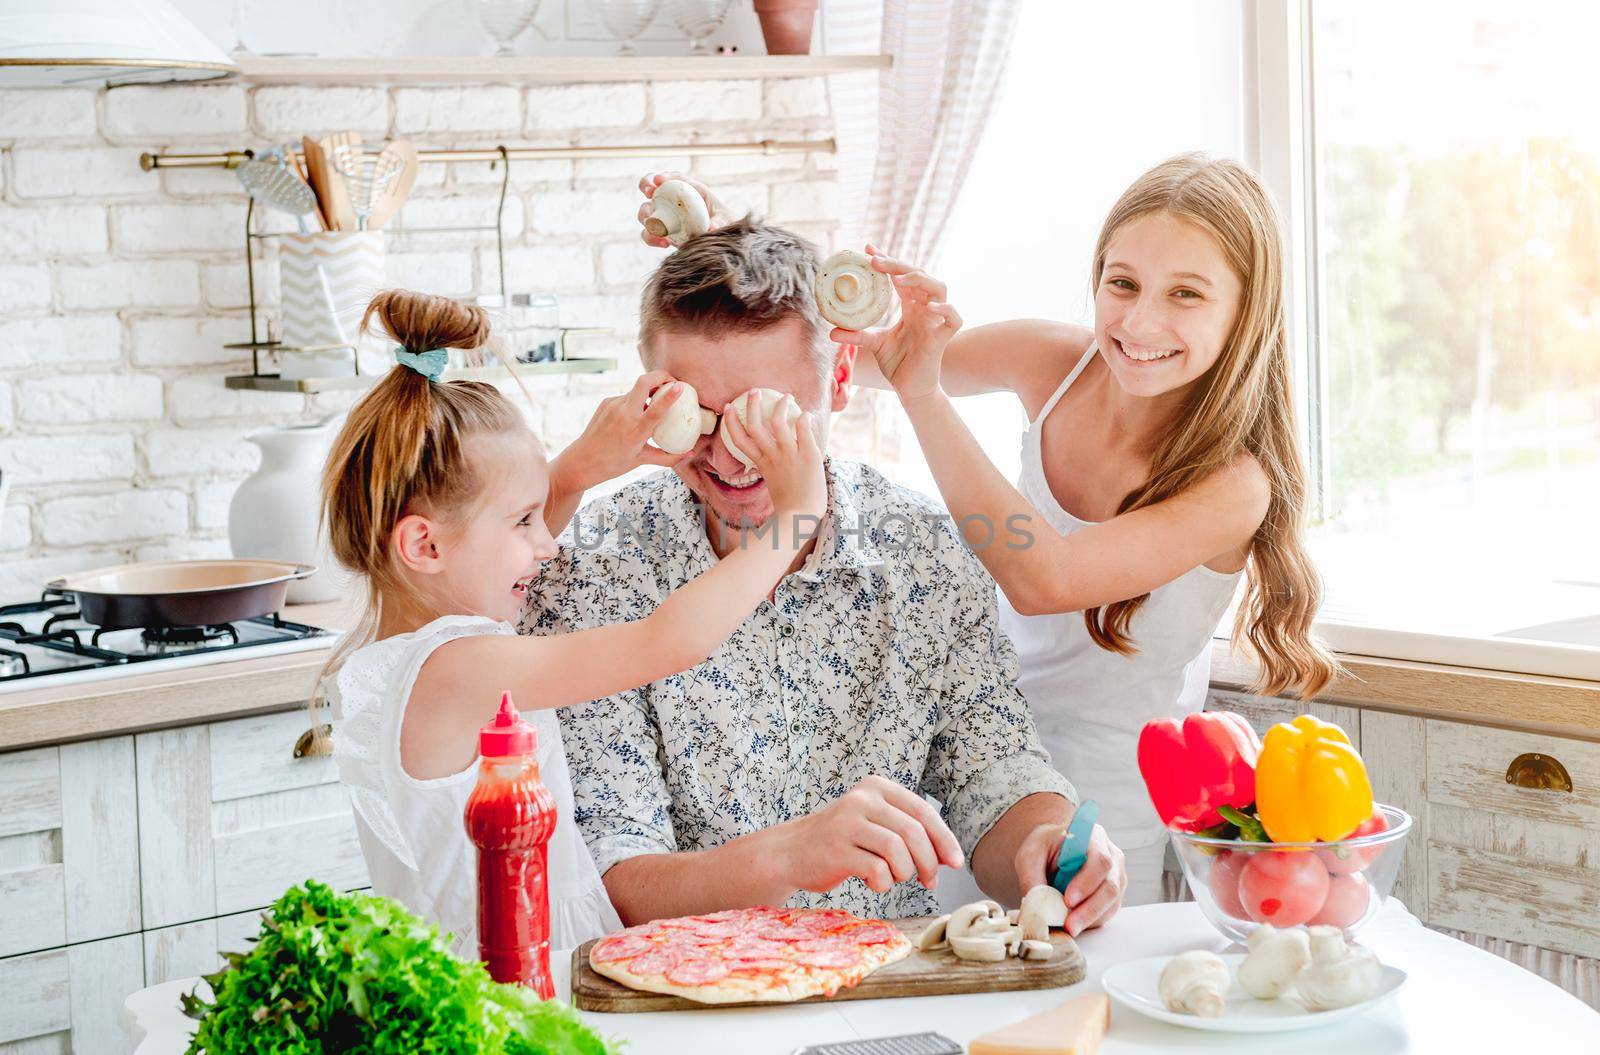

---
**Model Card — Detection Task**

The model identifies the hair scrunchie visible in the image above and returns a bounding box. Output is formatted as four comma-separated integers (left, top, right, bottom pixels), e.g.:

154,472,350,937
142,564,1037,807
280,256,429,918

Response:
393,346,448,382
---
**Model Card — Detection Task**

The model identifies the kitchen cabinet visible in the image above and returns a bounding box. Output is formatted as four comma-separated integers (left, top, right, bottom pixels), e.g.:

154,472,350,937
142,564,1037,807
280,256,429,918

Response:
0,708,368,1052
1167,691,1600,1009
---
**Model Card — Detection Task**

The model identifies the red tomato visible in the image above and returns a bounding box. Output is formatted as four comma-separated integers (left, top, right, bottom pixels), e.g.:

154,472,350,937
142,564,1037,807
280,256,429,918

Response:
1239,851,1330,926
1208,851,1248,920
1318,812,1389,875
1310,872,1372,930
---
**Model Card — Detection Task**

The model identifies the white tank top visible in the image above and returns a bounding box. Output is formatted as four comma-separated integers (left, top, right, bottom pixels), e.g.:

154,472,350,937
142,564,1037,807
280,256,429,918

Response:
998,345,1242,850
327,615,620,957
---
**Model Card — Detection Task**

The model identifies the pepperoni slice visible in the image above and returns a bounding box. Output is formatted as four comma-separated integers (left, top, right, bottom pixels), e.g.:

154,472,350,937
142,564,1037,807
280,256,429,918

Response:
666,958,732,985
756,925,815,942
796,947,861,969
590,935,654,962
729,957,792,972
795,937,855,955
796,910,853,932
627,947,680,975
845,922,900,945
725,938,788,959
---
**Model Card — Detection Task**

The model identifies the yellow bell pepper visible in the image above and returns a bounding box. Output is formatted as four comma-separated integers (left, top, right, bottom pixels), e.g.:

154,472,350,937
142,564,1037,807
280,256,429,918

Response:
1254,715,1374,843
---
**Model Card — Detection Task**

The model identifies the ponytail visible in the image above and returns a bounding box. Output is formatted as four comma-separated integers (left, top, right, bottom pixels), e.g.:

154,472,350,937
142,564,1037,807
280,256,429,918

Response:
311,289,530,721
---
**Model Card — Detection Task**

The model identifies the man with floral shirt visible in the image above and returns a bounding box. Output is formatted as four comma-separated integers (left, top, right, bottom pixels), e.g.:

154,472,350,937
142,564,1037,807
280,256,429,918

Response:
522,209,1126,933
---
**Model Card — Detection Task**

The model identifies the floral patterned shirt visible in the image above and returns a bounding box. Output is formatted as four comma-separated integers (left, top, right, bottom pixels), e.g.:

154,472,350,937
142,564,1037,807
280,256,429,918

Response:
519,459,1076,919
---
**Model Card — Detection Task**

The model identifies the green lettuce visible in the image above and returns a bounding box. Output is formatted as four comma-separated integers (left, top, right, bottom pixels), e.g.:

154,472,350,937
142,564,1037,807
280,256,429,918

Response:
181,880,613,1055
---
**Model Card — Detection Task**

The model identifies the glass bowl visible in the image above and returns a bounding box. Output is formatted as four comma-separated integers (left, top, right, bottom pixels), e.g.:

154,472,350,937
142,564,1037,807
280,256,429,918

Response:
1168,803,1412,944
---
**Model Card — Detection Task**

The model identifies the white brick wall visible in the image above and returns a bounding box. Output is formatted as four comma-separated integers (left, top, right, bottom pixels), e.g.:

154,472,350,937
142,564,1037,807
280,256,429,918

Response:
0,76,877,595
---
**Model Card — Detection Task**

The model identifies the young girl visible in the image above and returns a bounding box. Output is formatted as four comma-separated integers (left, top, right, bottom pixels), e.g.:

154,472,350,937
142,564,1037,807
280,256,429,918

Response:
834,154,1338,905
322,289,825,955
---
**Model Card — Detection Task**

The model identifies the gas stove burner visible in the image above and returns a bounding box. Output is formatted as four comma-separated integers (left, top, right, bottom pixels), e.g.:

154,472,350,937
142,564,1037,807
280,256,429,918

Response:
139,624,240,647
0,649,26,678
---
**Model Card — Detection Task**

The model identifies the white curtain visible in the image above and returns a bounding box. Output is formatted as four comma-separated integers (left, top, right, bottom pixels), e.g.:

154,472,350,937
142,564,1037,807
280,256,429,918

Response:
824,0,1025,266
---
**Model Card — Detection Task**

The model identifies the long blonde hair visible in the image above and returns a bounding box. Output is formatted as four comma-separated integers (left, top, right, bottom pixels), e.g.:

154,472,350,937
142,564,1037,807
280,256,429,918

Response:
313,289,529,708
1083,154,1337,700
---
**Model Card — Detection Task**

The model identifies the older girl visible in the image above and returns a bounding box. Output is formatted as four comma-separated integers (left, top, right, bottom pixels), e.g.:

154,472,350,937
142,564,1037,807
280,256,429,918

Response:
840,155,1337,904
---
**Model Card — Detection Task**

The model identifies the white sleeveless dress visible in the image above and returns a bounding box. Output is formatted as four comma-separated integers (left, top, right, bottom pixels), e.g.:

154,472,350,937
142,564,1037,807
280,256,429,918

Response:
998,345,1243,905
327,615,620,958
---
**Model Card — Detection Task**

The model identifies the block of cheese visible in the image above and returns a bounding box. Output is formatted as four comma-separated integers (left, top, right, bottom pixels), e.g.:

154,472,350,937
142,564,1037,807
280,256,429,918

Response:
967,992,1110,1055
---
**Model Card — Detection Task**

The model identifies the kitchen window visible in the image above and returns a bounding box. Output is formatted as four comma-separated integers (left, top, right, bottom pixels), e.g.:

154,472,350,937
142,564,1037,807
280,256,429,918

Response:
1266,0,1600,677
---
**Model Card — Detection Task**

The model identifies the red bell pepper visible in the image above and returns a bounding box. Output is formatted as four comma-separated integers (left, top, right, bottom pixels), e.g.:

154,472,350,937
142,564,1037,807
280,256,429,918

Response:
1137,711,1262,832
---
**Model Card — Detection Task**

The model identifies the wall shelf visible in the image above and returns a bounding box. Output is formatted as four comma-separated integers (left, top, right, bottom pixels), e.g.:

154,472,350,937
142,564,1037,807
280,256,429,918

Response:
225,357,616,394
234,54,891,85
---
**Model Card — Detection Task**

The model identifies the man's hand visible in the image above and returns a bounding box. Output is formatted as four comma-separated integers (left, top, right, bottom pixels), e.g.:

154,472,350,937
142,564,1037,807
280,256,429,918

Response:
637,172,737,248
774,776,966,894
1012,816,1126,937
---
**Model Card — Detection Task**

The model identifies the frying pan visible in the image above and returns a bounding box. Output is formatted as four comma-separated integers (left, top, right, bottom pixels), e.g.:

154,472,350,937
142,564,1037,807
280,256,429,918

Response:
46,559,316,629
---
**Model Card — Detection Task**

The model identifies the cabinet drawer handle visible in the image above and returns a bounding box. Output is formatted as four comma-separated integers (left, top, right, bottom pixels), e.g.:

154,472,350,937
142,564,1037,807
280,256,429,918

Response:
293,724,333,759
1505,752,1572,793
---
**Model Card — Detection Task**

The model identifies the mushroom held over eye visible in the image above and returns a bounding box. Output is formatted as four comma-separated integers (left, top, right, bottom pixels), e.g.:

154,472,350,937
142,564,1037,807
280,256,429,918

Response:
644,179,711,246
816,249,894,331
719,388,801,469
650,381,717,455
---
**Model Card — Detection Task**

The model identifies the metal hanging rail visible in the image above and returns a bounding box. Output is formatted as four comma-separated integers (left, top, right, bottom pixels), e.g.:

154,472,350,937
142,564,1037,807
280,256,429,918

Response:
139,138,834,170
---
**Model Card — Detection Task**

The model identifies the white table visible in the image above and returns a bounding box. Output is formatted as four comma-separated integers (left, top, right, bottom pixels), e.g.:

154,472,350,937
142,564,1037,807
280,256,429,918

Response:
123,900,1598,1053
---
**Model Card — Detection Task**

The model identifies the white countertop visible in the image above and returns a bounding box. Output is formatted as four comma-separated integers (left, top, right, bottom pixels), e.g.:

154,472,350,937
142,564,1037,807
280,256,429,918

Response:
124,899,1600,1053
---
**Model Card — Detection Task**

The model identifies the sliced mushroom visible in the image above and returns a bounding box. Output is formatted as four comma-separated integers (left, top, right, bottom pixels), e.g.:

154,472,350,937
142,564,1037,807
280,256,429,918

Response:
644,179,711,246
948,933,1008,963
945,900,1006,944
1019,940,1055,961
914,914,951,952
1017,884,1070,943
1002,924,1024,957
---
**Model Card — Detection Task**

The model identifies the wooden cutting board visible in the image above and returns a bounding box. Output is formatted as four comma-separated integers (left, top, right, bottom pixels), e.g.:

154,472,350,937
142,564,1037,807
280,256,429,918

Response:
570,915,1085,1013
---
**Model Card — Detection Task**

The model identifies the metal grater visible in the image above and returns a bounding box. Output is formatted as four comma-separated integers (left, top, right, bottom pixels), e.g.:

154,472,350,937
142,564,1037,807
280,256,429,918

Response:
790,1033,962,1055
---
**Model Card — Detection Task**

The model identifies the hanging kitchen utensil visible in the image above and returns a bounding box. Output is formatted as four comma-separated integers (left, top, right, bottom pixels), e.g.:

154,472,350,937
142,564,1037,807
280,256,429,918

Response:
330,141,398,232
47,559,316,629
363,139,419,231
303,133,358,232
235,152,319,226
287,148,328,231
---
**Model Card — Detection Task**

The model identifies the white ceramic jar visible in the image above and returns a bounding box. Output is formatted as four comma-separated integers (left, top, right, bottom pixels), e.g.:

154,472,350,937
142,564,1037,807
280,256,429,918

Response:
228,419,348,604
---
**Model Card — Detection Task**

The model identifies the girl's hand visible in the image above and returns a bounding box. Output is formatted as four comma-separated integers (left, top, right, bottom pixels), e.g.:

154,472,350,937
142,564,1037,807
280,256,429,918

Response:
722,396,827,524
554,371,691,493
830,246,963,406
636,172,737,248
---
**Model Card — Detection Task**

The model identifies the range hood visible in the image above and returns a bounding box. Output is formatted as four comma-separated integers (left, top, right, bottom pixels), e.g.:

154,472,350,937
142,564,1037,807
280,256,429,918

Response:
0,0,236,87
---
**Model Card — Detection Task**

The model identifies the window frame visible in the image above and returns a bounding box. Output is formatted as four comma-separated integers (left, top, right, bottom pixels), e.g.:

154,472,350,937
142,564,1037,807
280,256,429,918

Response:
1241,0,1600,682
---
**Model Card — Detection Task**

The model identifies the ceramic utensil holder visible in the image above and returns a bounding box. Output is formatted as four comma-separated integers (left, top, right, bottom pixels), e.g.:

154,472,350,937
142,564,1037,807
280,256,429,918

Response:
278,231,385,351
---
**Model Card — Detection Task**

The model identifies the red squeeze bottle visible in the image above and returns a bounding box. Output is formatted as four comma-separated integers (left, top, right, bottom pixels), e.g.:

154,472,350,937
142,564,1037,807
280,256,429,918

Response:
463,691,557,997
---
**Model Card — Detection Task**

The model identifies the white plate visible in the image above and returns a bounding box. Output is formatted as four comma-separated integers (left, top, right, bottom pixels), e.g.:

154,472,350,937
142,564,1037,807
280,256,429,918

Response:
1101,952,1407,1033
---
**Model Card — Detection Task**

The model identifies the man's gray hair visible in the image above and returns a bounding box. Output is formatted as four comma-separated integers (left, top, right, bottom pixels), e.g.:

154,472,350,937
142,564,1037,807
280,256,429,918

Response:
638,218,833,383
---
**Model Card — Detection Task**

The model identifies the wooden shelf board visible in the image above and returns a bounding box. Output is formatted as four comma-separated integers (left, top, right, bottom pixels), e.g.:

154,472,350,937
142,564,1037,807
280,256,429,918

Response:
235,54,891,85
224,356,616,394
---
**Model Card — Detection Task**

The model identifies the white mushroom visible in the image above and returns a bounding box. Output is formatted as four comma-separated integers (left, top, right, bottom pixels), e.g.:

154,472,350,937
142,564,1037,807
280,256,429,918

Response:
643,179,711,246
1158,950,1231,1018
945,900,1010,963
914,915,950,952
945,900,1006,942
1017,885,1069,944
1019,940,1055,961
1237,925,1311,1000
1296,926,1382,1011
718,388,801,469
948,933,1009,963
816,250,894,330
649,382,717,454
